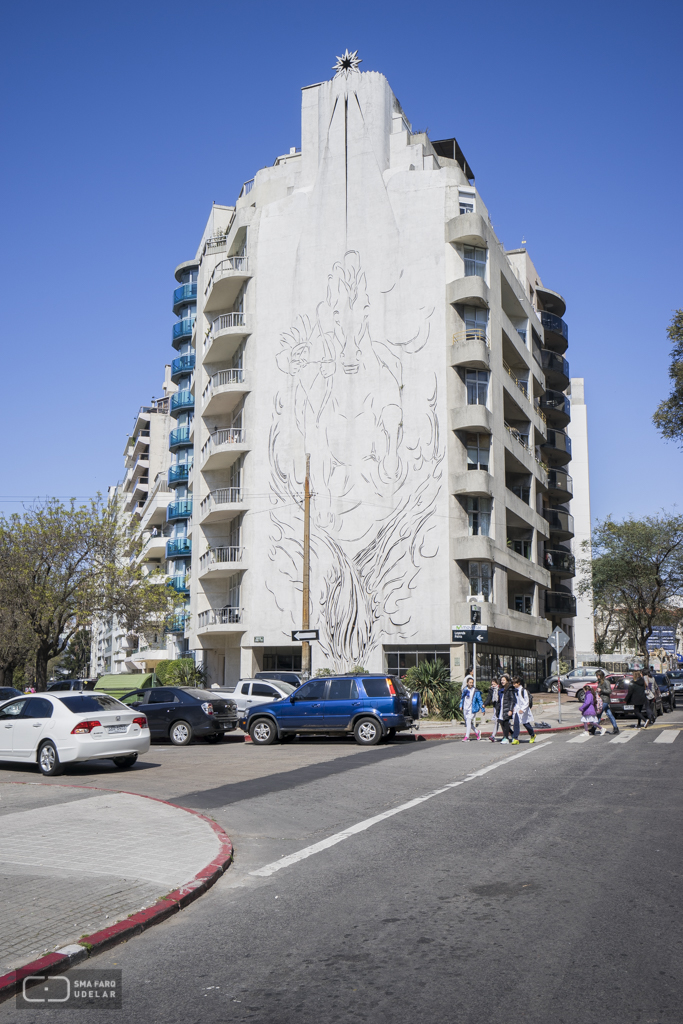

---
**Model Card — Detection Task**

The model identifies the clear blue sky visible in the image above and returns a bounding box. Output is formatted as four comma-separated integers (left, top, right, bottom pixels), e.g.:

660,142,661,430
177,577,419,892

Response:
1,0,681,523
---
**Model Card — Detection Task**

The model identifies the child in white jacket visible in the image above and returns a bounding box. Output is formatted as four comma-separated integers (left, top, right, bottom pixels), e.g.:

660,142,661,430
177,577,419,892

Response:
511,677,536,744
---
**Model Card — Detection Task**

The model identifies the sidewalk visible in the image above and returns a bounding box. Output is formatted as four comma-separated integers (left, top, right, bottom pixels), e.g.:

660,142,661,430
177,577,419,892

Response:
0,782,232,986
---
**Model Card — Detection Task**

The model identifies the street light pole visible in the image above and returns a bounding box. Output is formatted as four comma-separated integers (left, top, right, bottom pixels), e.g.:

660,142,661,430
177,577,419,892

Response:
556,636,562,725
301,454,311,680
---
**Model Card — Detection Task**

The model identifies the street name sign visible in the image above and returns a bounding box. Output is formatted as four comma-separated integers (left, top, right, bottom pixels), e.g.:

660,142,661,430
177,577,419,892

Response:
291,629,320,642
452,625,488,643
549,626,570,652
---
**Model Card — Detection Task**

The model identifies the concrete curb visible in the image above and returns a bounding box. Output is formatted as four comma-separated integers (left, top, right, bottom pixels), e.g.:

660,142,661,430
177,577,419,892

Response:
0,791,233,1004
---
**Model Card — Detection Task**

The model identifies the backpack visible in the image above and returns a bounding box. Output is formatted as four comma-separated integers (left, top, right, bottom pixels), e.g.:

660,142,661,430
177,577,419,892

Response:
595,693,603,714
528,691,534,709
645,685,655,701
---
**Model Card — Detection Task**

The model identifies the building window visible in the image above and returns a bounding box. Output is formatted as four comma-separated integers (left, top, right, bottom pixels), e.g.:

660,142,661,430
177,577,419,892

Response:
466,433,490,471
467,497,491,536
228,573,241,611
515,594,533,615
509,539,532,560
385,649,451,675
464,246,487,279
459,190,475,215
466,370,489,406
469,561,492,601
463,305,488,341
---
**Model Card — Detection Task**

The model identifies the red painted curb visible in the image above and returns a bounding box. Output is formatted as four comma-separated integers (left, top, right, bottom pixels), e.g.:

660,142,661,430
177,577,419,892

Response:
0,791,233,1004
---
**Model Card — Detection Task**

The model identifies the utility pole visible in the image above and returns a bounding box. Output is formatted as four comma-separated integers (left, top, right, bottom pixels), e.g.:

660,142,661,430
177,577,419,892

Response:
301,454,311,680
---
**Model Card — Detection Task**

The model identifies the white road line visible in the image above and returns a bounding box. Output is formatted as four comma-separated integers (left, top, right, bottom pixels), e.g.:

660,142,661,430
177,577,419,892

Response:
610,731,641,744
567,732,591,743
654,730,680,744
249,742,552,878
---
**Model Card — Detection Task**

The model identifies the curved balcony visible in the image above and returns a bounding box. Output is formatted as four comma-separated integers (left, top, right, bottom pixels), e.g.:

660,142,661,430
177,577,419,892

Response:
545,590,577,616
547,469,573,502
202,368,250,416
543,507,575,540
540,350,570,390
541,429,572,466
198,545,245,578
535,287,566,318
169,574,190,594
450,405,492,434
540,390,571,427
169,426,192,451
539,310,569,354
168,462,192,487
201,428,248,470
451,469,492,499
166,537,191,559
165,612,188,634
199,487,245,524
170,390,194,419
171,353,195,383
197,607,244,633
543,548,575,578
204,257,252,314
451,329,490,371
445,212,488,249
172,316,196,350
203,312,249,362
167,499,193,522
173,282,197,314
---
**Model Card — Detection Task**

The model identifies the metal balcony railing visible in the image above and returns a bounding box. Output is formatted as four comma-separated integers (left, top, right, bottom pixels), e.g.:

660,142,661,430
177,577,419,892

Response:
167,499,193,521
503,360,529,399
166,538,192,558
540,310,569,342
172,316,196,345
239,178,254,198
168,463,192,486
201,428,245,462
202,368,245,404
199,546,244,572
204,257,249,297
169,426,192,450
170,390,194,415
173,283,197,311
171,354,195,380
200,488,243,517
453,328,489,346
198,607,243,627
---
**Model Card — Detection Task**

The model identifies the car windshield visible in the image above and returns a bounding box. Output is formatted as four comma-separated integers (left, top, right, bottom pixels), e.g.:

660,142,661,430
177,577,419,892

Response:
57,695,126,712
275,682,296,695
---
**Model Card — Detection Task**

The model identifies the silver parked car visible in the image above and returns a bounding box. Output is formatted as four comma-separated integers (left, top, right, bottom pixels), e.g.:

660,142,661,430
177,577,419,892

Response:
211,678,296,716
542,666,602,695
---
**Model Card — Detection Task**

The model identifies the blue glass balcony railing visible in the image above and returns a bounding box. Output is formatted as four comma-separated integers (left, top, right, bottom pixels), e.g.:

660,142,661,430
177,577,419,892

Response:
172,316,196,348
173,283,197,313
169,574,190,594
167,499,193,522
170,390,194,418
165,612,188,634
166,538,192,559
169,426,192,451
171,353,195,382
168,462,192,486
539,310,569,342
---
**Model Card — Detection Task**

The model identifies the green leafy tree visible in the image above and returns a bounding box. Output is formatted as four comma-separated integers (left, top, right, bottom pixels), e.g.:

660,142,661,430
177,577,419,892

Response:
59,628,92,678
653,311,683,442
0,498,180,690
578,513,683,667
164,659,207,687
0,606,36,687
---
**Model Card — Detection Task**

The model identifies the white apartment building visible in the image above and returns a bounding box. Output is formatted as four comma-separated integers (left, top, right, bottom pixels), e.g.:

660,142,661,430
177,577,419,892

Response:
567,378,594,662
91,378,179,676
167,58,581,687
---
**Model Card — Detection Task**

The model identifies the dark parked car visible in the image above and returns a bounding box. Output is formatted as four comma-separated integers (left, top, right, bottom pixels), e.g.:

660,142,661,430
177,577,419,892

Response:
0,686,22,706
47,679,90,691
240,674,420,746
609,675,663,718
119,686,238,745
667,670,683,695
654,675,676,712
255,671,302,686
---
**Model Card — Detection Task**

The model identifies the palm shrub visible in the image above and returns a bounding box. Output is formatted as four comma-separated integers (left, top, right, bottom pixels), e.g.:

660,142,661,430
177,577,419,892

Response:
405,659,462,719
164,658,207,687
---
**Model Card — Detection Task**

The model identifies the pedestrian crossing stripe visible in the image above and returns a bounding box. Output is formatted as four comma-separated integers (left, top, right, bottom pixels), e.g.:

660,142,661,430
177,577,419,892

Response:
610,731,640,743
567,733,591,743
654,730,680,744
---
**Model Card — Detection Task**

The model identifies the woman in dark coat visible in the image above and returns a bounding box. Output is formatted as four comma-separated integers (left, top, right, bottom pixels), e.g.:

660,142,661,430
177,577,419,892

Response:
626,670,648,729
496,674,516,744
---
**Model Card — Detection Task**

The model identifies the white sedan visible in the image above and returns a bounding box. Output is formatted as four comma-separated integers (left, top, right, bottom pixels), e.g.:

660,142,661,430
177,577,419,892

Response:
0,692,150,776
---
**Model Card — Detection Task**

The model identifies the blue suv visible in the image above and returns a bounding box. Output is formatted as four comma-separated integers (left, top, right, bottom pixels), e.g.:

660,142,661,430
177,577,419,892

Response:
240,675,420,746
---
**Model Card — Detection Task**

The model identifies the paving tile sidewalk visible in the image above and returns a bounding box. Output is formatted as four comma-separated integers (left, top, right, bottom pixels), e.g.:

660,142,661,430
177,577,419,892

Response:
0,783,223,975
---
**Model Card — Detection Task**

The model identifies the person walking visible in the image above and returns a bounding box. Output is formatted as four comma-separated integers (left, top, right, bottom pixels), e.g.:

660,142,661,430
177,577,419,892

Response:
626,670,649,729
596,670,619,735
486,677,501,742
497,674,516,744
644,669,658,725
511,676,536,744
580,685,604,735
460,675,484,742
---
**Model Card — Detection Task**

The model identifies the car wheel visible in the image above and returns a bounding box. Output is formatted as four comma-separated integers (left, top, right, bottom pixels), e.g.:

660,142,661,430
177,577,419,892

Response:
549,681,559,693
250,718,277,745
386,727,397,739
170,720,193,746
38,741,63,777
575,688,586,703
354,717,382,746
113,755,138,768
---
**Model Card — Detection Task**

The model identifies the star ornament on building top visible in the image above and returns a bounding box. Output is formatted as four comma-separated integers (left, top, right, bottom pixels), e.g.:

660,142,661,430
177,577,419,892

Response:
333,49,362,78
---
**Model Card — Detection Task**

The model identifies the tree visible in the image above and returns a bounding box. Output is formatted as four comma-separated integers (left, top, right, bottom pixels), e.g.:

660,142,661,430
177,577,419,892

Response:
576,558,627,666
0,498,180,690
59,628,92,678
653,310,683,442
164,659,207,687
580,513,683,667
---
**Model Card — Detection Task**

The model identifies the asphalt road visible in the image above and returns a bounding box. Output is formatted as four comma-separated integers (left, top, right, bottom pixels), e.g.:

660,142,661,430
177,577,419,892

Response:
2,721,682,1023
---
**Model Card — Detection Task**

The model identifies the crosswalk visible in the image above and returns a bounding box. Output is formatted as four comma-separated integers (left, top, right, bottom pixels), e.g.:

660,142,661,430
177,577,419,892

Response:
567,728,680,745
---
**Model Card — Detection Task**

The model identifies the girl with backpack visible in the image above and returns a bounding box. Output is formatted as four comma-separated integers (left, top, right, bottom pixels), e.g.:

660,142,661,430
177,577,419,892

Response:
511,676,536,744
459,675,484,741
580,685,605,735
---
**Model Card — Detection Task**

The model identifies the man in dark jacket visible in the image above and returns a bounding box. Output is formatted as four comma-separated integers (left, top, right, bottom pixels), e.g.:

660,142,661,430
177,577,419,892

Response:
626,671,648,729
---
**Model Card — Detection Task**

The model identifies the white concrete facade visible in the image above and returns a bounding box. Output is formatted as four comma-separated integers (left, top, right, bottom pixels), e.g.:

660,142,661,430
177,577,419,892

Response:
174,65,579,686
567,378,594,660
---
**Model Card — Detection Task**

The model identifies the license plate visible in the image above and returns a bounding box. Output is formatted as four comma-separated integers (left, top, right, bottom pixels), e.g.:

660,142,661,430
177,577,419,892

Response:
623,705,634,710
107,725,127,733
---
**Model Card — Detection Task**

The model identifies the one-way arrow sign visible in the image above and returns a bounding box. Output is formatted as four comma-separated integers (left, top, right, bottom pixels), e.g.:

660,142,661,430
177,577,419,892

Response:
452,625,488,643
291,629,320,642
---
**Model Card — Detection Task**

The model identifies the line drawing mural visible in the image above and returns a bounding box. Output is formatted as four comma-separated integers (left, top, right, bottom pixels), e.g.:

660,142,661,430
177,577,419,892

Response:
268,250,443,668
